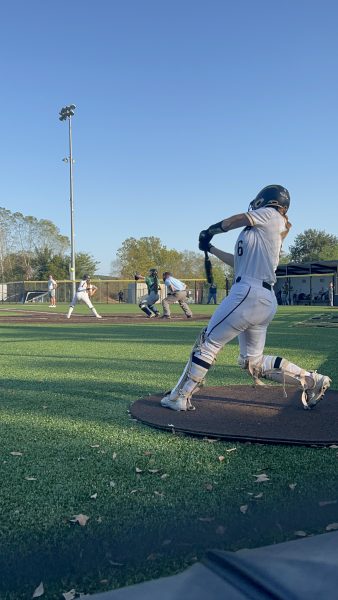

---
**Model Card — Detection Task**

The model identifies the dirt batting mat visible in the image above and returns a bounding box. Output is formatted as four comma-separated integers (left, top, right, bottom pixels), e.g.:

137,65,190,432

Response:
130,386,338,446
0,311,208,324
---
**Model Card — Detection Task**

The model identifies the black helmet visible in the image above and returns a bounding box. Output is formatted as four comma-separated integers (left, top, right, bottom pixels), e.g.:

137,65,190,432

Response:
249,185,290,212
149,268,158,276
83,274,90,280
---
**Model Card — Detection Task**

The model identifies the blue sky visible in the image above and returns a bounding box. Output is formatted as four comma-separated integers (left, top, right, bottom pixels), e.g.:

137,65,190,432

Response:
1,0,338,274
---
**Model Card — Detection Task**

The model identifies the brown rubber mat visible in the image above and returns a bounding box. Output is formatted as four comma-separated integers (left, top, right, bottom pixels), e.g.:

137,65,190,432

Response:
130,386,338,446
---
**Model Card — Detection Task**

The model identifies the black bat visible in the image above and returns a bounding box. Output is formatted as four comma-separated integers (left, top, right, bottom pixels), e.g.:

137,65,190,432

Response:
204,250,214,284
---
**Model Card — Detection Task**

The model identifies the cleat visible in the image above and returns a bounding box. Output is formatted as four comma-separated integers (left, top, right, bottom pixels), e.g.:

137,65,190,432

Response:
161,392,195,411
161,315,171,319
302,373,331,409
154,313,161,318
147,314,155,318
96,315,103,319
186,314,193,319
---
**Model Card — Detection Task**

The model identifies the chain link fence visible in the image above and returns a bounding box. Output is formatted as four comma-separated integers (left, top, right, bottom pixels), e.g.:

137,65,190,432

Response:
1,279,232,304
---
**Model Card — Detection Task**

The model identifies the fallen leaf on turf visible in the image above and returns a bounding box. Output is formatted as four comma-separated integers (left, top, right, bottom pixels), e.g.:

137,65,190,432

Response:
90,445,100,448
203,438,218,443
10,451,23,456
90,493,98,500
254,492,263,499
329,445,338,449
100,580,109,584
144,451,152,456
62,590,76,600
97,517,103,523
216,525,226,535
42,406,48,410
168,424,174,428
70,514,89,527
108,560,124,567
254,473,270,483
226,448,237,453
154,491,164,497
319,500,337,507
112,452,117,460
240,505,248,514
147,553,160,561
205,483,213,491
130,489,143,494
326,523,338,531
161,473,169,480
289,483,297,491
32,581,44,597
25,476,37,481
198,517,214,522
218,456,225,462
110,481,116,488
135,467,143,474
294,530,308,537
148,468,160,474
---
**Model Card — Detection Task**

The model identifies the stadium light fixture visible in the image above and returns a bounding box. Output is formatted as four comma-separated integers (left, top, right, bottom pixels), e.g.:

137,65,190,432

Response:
59,104,77,297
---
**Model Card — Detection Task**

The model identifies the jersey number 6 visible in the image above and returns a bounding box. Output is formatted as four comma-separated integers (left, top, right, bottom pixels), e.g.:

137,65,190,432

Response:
237,240,244,256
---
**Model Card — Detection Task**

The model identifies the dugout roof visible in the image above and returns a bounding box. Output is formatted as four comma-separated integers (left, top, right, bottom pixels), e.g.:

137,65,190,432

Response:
276,260,338,277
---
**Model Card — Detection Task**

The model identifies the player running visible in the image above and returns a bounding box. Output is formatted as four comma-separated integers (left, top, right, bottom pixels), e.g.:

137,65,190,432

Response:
161,185,331,411
135,269,161,318
66,274,102,319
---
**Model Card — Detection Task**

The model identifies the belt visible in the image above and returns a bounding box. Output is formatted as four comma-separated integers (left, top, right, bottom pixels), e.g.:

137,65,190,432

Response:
235,276,272,291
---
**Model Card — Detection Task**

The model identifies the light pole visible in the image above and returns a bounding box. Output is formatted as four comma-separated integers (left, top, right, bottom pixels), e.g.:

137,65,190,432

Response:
59,104,76,298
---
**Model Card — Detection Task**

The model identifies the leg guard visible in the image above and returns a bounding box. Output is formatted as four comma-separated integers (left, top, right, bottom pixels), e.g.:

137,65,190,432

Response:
140,305,153,317
166,328,220,404
239,354,309,397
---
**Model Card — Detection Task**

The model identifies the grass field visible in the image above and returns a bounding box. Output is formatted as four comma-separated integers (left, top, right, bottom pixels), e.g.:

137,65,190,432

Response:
0,304,337,599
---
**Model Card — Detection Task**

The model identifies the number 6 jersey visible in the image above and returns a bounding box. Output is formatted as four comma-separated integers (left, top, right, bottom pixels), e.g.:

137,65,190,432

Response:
234,207,289,285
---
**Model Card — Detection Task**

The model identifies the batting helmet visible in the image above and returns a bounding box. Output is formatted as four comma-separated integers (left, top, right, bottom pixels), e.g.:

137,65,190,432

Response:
249,185,290,212
83,274,90,280
149,268,158,276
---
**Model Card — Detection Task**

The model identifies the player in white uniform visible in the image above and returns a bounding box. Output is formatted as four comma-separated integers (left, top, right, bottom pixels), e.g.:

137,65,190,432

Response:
161,185,331,411
66,274,102,319
47,275,57,307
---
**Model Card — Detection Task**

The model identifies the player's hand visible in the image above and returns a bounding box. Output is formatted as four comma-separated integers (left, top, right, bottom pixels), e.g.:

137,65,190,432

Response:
134,272,141,280
198,230,213,252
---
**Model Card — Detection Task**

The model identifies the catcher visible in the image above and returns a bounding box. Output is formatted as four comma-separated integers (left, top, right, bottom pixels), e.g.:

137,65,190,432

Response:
161,184,331,411
135,268,161,318
66,274,102,319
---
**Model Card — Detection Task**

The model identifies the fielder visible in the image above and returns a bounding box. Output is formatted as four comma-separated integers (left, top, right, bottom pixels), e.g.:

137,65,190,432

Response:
135,269,161,318
47,274,57,307
161,185,331,411
66,274,102,319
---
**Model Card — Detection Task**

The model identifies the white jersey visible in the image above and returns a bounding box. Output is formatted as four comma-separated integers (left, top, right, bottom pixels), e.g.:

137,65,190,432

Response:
234,207,288,285
77,279,90,293
48,278,56,291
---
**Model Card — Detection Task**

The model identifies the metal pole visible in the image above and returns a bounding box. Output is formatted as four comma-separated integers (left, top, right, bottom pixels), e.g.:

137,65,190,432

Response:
68,116,76,297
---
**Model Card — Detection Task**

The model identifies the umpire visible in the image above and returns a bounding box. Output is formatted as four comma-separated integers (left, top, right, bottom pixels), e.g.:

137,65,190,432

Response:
162,272,193,319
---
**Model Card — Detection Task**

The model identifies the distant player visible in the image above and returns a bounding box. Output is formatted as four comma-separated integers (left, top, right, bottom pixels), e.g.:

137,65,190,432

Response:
135,269,161,318
329,281,334,307
48,274,57,307
161,272,192,319
66,274,102,319
161,185,331,411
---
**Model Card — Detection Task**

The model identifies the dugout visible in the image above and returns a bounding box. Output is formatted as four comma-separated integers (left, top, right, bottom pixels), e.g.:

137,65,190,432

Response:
275,260,338,306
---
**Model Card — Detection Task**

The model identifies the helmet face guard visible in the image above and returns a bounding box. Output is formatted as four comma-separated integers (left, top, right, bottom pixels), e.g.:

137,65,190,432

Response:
149,268,158,277
249,185,290,212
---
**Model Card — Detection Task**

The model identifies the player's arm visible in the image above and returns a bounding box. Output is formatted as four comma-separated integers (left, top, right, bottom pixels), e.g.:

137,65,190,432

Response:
209,246,235,268
199,213,251,254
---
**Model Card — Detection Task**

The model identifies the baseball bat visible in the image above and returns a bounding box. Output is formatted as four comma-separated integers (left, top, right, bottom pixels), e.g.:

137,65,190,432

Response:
204,250,214,284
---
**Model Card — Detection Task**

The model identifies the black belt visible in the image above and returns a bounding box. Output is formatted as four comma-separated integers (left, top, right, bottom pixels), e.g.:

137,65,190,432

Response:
235,276,272,291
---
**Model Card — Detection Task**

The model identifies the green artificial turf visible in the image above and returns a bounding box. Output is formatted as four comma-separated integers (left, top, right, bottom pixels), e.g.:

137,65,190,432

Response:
0,306,337,599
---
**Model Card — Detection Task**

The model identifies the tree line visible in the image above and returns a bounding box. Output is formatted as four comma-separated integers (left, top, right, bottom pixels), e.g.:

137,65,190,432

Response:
0,207,98,281
1,205,337,283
